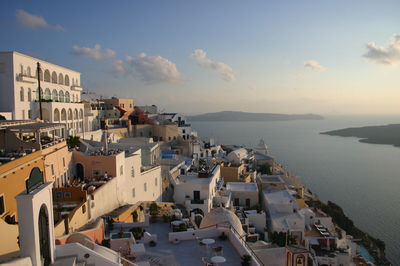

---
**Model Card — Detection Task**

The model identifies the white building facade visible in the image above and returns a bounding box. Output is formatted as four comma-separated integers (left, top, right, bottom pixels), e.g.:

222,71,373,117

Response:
0,51,84,135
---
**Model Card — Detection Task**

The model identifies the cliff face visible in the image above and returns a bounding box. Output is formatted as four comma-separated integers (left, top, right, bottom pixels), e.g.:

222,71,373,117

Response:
321,124,400,147
188,111,324,121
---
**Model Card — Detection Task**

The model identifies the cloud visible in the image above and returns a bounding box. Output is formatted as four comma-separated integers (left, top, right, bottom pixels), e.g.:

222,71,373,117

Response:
110,60,129,75
15,9,64,31
110,53,181,84
72,44,116,61
363,34,400,66
304,60,325,72
189,49,236,82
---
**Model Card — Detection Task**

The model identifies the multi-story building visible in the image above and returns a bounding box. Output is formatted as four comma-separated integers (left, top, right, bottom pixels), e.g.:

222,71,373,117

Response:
104,97,134,112
171,162,221,215
0,51,85,135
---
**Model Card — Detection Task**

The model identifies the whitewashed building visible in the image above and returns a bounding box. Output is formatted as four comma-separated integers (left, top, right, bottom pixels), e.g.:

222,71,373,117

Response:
171,164,221,215
0,51,84,135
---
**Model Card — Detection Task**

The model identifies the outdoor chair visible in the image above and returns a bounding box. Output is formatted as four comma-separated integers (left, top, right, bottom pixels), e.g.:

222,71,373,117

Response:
201,257,213,266
212,245,223,256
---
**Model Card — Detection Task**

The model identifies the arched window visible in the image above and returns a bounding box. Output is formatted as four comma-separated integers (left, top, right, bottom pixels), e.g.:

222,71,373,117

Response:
74,109,78,120
27,66,31,76
54,109,60,122
27,88,32,101
58,73,64,85
65,91,70,103
61,109,66,121
20,64,23,74
64,75,70,86
44,70,50,82
79,109,83,119
72,94,75,102
20,87,24,101
51,71,57,84
59,90,65,102
52,89,58,101
68,109,72,120
44,88,51,100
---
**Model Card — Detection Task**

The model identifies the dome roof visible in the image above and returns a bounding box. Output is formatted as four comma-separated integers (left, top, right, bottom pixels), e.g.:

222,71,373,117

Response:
200,207,244,236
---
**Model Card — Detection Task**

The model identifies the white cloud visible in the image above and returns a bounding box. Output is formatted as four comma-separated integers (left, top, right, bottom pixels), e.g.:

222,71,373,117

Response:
363,34,400,66
15,9,64,31
304,60,325,72
72,44,116,61
110,53,181,84
189,49,236,82
110,60,129,75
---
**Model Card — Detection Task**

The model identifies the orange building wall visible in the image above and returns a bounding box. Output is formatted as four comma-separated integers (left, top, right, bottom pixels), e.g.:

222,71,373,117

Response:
72,151,117,179
0,151,45,221
55,219,105,245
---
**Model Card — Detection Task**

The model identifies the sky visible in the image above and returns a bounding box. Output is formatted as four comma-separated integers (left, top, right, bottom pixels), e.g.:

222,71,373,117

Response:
1,0,400,115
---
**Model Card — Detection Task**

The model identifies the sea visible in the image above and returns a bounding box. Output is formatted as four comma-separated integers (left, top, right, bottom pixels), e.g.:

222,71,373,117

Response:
191,115,400,264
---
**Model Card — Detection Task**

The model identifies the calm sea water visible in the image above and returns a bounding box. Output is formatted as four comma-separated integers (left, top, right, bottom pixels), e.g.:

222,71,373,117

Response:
191,116,400,264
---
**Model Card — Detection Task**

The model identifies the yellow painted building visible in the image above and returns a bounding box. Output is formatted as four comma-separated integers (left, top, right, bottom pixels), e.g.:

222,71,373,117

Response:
0,151,45,222
41,141,72,187
220,163,251,183
104,98,134,111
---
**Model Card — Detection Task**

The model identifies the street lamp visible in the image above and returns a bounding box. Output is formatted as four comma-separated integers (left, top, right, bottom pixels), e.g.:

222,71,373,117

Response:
36,62,43,120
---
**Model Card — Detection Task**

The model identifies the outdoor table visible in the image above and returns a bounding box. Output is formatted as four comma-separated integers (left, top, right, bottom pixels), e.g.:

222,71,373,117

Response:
201,238,215,254
211,256,226,265
171,220,183,228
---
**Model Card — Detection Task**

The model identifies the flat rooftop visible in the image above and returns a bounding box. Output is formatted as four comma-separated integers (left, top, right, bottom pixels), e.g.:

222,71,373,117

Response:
226,182,258,192
259,175,284,183
140,222,242,266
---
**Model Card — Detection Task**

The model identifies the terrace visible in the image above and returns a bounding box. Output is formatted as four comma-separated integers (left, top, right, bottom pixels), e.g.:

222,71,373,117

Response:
0,121,67,164
137,222,242,266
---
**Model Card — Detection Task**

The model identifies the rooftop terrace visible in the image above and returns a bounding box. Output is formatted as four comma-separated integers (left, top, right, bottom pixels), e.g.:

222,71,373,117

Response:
136,222,242,266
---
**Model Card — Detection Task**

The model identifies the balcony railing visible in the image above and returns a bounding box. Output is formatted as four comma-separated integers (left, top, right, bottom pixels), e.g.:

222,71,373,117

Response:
190,199,204,204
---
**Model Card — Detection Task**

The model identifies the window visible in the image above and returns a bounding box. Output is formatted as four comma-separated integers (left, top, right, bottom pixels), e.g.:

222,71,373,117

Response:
55,191,63,199
20,87,24,101
0,195,5,215
129,104,132,108
144,183,147,192
82,204,86,214
155,178,158,186
28,110,31,119
132,188,135,198
27,88,31,101
63,157,65,167
131,167,135,178
120,165,123,175
92,169,101,176
51,164,55,176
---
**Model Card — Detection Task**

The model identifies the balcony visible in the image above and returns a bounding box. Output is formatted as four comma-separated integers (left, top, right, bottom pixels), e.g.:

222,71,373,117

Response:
16,74,37,84
71,85,83,91
190,199,204,204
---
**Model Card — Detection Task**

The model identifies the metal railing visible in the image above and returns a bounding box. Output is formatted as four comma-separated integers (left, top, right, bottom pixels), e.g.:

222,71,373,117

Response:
227,224,265,266
199,222,265,266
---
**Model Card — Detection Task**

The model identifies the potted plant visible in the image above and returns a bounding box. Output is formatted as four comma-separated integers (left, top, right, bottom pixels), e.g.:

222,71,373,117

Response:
149,202,159,223
241,255,251,266
118,227,124,238
219,232,228,241
132,210,138,222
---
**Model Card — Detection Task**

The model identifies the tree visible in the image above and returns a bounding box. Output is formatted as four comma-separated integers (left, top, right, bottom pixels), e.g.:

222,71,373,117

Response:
67,136,81,149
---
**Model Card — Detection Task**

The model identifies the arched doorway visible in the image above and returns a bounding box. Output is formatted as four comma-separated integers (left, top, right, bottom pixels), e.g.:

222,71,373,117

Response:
76,163,84,179
38,204,51,266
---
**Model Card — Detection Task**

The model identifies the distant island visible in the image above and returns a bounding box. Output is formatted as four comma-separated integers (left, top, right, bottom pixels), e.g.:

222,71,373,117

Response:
321,124,400,147
188,111,324,121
